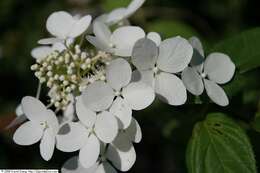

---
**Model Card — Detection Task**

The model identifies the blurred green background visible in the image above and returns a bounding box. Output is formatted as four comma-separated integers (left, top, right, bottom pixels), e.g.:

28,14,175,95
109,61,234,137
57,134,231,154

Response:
0,0,260,172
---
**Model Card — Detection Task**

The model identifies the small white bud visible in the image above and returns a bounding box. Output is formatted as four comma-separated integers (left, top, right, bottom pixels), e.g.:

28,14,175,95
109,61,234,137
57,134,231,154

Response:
66,87,72,93
47,81,53,87
70,62,75,68
63,80,69,86
43,62,48,67
47,71,53,77
71,75,77,81
67,69,73,75
40,77,46,83
54,102,60,107
35,71,42,77
73,55,79,60
54,74,59,80
71,84,76,90
85,58,91,64
81,52,87,60
30,64,38,70
59,75,65,81
100,75,106,81
58,56,64,63
81,64,87,70
47,65,52,71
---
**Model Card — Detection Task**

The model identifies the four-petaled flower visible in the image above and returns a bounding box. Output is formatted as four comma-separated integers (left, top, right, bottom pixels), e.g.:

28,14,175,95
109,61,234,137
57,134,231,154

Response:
61,118,142,173
38,11,92,45
181,37,235,106
13,96,59,161
131,37,193,105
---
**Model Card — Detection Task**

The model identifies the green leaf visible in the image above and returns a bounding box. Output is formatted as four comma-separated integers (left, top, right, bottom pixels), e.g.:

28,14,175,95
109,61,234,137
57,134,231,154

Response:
147,20,199,39
187,113,257,173
213,28,260,73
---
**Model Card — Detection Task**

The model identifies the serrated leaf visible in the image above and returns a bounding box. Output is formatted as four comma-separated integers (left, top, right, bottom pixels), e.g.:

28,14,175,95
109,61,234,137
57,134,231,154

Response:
187,113,257,173
213,28,260,73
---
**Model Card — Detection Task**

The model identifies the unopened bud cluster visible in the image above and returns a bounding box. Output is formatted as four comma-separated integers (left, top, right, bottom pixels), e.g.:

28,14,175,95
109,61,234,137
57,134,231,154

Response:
31,45,112,110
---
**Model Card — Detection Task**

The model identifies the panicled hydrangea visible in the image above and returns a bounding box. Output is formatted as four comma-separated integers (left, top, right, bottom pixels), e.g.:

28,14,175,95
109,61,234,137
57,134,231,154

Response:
10,0,236,172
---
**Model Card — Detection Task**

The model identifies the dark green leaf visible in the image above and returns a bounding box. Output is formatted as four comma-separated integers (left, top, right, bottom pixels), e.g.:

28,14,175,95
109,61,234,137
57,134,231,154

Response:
213,28,260,73
187,113,256,173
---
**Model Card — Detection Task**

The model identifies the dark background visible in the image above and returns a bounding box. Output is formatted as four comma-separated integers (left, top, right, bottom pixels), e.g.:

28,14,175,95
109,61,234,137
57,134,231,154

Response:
0,0,260,172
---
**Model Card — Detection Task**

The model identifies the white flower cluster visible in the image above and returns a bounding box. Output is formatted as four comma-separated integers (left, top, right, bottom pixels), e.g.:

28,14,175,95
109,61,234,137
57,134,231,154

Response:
11,0,236,172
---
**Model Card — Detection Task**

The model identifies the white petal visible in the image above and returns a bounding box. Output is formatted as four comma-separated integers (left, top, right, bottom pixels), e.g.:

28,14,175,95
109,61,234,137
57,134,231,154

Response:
94,14,108,24
125,118,142,143
155,72,187,105
46,11,74,39
189,37,204,72
106,58,132,91
181,67,204,96
157,36,193,73
76,97,96,128
126,0,145,17
21,96,47,122
56,122,89,152
86,36,111,52
111,26,145,57
109,97,132,129
79,134,100,169
63,101,75,122
189,36,204,57
106,8,127,25
31,46,52,60
82,81,114,112
40,128,56,161
61,156,98,173
204,79,229,106
147,32,161,46
204,53,235,84
93,21,112,46
38,37,64,45
131,38,158,70
69,15,92,38
15,104,23,117
52,42,66,52
122,82,155,110
13,121,43,145
131,70,155,88
45,110,59,134
95,162,117,173
95,111,118,143
107,134,136,172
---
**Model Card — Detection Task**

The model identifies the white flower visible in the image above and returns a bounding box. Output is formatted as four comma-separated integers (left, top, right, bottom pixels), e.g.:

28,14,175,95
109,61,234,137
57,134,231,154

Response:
31,43,66,61
82,58,155,129
13,96,59,161
96,0,145,26
56,96,118,169
38,11,92,45
131,37,193,105
181,37,236,106
87,22,145,57
61,118,142,173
